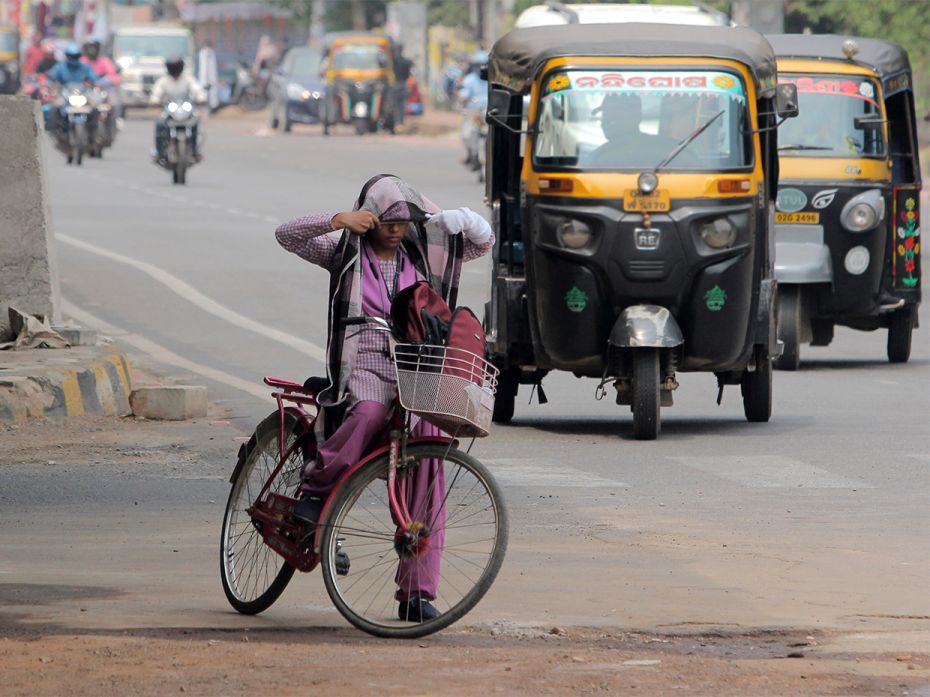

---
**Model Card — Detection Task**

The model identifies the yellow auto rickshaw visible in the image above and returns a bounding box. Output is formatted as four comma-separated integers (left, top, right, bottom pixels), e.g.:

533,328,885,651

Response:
768,35,922,368
321,32,396,135
0,23,20,95
484,23,799,439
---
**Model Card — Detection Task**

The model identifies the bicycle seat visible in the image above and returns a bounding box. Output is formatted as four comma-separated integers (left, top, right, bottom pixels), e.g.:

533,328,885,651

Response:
263,376,308,392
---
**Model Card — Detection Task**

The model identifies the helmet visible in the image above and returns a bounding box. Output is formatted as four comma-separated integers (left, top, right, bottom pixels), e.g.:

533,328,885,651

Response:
468,50,489,69
165,55,184,78
65,42,81,63
83,40,100,59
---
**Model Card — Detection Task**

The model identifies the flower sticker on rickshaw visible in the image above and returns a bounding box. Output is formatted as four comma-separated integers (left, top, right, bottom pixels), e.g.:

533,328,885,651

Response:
896,197,921,287
704,285,727,312
565,286,588,313
547,74,571,92
713,75,735,90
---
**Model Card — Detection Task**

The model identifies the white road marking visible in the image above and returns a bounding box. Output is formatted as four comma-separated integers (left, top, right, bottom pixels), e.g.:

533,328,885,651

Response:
667,455,872,489
61,299,274,403
264,216,281,225
58,233,327,363
906,453,930,462
481,458,628,489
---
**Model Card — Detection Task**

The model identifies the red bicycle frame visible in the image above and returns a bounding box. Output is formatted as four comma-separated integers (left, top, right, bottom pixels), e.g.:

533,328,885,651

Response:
247,376,455,573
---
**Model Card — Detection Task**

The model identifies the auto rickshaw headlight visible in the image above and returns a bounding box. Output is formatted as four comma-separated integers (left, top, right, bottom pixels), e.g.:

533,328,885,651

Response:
637,172,658,194
842,202,878,232
698,218,736,249
557,220,592,249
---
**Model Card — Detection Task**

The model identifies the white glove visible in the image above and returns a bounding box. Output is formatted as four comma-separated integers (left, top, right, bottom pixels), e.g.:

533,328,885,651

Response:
426,207,492,245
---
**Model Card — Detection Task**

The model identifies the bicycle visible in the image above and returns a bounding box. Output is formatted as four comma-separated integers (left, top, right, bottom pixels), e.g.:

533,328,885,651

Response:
220,317,509,638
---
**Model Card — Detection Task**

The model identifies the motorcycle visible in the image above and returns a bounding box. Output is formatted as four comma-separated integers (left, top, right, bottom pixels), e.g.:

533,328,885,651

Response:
156,99,200,185
50,84,97,166
89,80,118,157
461,95,487,182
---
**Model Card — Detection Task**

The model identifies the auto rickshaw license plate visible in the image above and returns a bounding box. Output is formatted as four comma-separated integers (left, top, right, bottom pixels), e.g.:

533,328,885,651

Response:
775,212,820,224
623,190,671,212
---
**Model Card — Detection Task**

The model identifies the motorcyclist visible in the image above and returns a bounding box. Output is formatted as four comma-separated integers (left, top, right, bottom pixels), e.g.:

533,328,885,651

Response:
46,43,98,138
82,40,120,85
47,43,98,86
458,51,488,168
35,40,58,75
150,56,207,163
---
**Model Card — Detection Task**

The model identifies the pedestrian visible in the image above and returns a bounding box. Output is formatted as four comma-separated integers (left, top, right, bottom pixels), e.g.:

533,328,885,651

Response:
274,174,494,621
197,40,219,112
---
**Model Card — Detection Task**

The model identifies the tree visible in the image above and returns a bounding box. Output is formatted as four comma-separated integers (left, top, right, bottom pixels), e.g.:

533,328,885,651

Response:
266,0,316,42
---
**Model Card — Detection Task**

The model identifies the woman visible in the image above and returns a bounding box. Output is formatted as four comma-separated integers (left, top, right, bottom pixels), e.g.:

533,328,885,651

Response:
275,174,493,621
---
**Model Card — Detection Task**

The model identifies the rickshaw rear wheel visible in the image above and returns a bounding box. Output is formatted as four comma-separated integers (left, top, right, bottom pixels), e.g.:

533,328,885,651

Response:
887,309,913,363
632,349,660,440
492,368,517,424
741,352,772,423
775,286,801,371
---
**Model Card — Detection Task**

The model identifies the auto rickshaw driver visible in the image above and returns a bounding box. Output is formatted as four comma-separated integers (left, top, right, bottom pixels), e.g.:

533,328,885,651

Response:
587,93,679,167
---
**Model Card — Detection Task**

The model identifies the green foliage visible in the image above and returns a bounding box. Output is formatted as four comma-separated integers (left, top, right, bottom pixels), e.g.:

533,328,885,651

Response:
786,0,930,117
427,0,471,27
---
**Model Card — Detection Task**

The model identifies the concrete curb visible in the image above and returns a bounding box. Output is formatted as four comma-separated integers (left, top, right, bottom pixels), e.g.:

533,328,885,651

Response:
0,353,133,424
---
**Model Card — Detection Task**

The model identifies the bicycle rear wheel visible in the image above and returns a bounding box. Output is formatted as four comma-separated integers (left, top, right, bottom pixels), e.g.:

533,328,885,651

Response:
320,442,508,638
220,411,307,614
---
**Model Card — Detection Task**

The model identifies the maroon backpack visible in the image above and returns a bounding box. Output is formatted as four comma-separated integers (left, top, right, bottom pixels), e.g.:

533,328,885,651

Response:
391,281,486,384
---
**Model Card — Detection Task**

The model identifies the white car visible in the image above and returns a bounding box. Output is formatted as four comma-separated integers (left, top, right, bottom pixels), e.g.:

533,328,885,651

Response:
113,25,195,111
514,2,731,28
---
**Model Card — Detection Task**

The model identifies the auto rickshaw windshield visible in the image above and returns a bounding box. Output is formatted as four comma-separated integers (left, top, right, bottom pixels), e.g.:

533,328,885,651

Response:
332,44,386,71
776,73,885,157
533,69,752,171
0,30,16,52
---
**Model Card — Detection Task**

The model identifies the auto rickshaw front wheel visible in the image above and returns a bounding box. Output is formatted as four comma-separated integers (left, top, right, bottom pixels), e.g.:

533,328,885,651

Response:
741,352,773,423
775,286,801,371
887,308,914,363
631,349,660,440
492,369,518,424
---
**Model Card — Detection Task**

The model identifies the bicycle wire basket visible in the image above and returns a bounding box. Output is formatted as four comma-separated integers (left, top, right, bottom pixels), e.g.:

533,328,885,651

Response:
393,343,499,438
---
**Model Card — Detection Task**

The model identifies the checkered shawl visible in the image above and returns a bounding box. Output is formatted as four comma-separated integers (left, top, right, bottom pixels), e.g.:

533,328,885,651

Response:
321,174,464,409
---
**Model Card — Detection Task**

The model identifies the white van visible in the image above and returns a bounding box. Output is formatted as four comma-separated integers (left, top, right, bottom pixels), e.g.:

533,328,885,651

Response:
514,3,731,28
113,25,195,110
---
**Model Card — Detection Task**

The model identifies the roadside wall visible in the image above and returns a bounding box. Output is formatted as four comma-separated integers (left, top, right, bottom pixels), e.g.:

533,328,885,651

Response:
0,95,61,341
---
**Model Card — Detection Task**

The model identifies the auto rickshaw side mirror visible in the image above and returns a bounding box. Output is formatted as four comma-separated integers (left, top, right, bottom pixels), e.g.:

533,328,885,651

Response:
854,115,885,130
775,83,799,119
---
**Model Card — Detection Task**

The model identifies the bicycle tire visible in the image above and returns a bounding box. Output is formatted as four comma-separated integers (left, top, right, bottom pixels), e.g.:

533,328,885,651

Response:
320,442,508,639
220,411,305,614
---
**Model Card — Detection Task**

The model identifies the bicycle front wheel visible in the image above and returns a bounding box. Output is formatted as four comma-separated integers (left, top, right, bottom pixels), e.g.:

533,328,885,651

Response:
220,411,307,614
320,443,508,638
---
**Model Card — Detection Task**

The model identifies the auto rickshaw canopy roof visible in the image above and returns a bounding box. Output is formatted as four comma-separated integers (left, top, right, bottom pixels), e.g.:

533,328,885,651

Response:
766,34,910,79
489,23,777,94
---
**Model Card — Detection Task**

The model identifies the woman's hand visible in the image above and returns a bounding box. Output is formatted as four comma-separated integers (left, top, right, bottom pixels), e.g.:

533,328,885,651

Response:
331,211,379,234
426,207,492,244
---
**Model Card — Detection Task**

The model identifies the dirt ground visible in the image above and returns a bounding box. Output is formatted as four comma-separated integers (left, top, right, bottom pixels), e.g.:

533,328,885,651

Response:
2,625,928,697
2,415,928,696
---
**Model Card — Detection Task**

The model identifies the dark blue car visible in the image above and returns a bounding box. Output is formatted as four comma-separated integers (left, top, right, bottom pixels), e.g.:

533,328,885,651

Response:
269,47,324,132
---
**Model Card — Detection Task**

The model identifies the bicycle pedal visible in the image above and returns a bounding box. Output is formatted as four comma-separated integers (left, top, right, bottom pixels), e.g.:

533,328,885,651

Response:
335,549,350,576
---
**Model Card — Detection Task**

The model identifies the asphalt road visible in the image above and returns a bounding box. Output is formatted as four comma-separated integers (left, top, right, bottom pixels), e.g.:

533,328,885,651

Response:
3,111,929,657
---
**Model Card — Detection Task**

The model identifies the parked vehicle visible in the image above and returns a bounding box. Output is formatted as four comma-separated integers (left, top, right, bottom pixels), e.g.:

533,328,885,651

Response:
114,25,195,113
156,99,199,184
321,32,396,135
268,47,324,132
767,34,922,368
484,23,798,439
0,23,19,94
